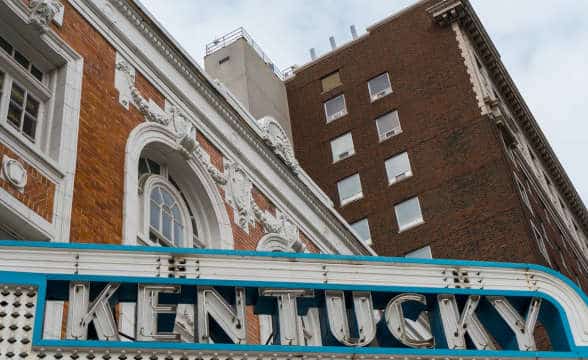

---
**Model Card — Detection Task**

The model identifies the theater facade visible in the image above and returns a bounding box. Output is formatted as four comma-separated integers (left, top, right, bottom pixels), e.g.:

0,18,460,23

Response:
0,0,587,359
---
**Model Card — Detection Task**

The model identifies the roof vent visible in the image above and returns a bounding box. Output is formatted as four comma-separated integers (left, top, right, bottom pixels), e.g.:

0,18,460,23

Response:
350,25,358,40
309,48,317,60
329,36,337,50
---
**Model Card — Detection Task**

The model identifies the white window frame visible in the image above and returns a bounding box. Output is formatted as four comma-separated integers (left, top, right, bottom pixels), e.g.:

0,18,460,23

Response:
0,6,83,244
368,72,392,102
350,218,372,246
405,245,432,259
394,196,424,233
324,94,348,123
330,132,355,163
337,173,363,206
375,110,402,142
140,174,194,248
0,42,52,149
385,151,413,185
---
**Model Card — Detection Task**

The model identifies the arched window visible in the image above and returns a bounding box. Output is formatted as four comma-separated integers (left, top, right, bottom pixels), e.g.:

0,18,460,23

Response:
148,184,185,247
138,157,201,248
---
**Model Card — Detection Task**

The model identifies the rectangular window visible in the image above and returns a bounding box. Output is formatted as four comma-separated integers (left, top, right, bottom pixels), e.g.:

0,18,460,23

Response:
405,245,432,259
321,71,342,93
337,173,363,206
0,34,43,81
330,132,355,162
394,196,424,232
350,218,372,245
375,111,401,142
368,72,392,102
6,82,40,142
385,152,412,185
324,94,347,122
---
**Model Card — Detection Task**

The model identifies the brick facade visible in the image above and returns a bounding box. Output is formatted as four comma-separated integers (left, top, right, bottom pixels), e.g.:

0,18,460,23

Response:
0,143,55,222
285,0,584,281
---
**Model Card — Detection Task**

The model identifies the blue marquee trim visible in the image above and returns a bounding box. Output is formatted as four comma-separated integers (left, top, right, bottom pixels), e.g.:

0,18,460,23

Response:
0,240,586,357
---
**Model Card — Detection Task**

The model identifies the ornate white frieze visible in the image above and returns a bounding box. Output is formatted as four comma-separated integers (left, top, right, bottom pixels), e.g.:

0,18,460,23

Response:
114,52,136,110
1,155,28,191
257,116,300,174
29,0,64,30
224,159,255,232
252,204,305,252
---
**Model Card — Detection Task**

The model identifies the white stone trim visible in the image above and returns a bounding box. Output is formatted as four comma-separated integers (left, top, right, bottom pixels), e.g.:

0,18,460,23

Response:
123,122,233,249
0,0,83,243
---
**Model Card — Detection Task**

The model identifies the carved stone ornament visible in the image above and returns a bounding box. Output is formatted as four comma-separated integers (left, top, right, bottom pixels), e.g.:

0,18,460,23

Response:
29,0,64,30
224,160,254,232
1,156,28,191
171,106,198,156
252,204,304,251
257,116,300,174
114,53,136,110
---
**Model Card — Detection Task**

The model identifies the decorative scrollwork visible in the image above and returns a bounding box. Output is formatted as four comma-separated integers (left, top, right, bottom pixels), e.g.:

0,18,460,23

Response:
257,116,300,174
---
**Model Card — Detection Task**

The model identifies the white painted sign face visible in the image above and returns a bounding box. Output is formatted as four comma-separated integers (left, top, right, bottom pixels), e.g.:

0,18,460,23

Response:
0,241,587,360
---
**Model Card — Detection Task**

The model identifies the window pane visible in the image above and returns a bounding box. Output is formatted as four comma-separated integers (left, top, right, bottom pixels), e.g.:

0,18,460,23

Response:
150,187,162,204
174,222,183,247
162,212,172,240
14,50,30,69
22,114,37,140
324,94,346,122
0,35,13,55
150,201,160,229
337,173,362,205
7,102,22,129
10,84,25,106
321,71,342,92
31,66,43,82
161,188,175,207
385,152,412,184
25,96,40,117
350,218,371,244
395,197,423,231
368,73,392,97
376,111,401,141
330,132,355,162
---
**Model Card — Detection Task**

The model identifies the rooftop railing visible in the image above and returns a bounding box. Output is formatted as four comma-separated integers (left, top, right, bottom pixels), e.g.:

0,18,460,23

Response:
206,27,292,80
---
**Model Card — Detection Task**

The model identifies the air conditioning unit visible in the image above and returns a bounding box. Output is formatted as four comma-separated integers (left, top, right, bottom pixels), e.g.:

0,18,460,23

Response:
371,88,391,101
383,128,400,139
328,109,346,122
338,151,350,160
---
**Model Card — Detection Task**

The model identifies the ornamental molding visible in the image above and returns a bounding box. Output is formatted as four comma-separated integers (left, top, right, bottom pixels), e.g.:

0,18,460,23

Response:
91,0,372,255
29,0,64,31
1,155,28,191
223,159,255,232
426,0,588,234
253,204,304,251
257,116,300,174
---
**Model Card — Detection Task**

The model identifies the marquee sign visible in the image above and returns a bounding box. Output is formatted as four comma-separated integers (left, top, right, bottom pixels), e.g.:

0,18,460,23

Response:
0,241,587,360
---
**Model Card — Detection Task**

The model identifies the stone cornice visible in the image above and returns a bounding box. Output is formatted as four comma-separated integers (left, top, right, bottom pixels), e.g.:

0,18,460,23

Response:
427,0,588,234
102,0,372,256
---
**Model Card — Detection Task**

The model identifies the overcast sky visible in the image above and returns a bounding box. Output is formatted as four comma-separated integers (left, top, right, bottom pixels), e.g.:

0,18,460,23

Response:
140,0,588,203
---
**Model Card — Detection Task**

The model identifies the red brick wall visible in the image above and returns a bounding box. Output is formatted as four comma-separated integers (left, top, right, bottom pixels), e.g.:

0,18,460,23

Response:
285,0,537,263
0,143,55,222
51,2,163,244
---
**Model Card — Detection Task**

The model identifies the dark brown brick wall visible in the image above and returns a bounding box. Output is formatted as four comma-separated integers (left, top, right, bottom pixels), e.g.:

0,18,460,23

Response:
285,0,541,265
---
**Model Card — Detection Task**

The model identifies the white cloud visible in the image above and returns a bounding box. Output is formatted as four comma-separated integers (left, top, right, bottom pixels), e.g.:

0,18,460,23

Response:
139,0,588,203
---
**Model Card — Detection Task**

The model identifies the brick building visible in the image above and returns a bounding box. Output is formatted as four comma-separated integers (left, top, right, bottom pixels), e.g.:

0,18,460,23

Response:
0,0,587,358
206,0,588,290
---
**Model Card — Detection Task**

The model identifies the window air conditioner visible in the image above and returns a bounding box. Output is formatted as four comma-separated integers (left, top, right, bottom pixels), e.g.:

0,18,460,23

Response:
339,151,350,160
384,128,399,139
